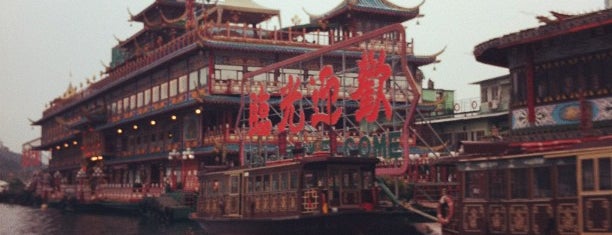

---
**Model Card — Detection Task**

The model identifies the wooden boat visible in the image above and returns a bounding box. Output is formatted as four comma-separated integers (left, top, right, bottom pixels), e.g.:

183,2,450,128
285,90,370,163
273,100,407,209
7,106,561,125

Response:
191,155,435,235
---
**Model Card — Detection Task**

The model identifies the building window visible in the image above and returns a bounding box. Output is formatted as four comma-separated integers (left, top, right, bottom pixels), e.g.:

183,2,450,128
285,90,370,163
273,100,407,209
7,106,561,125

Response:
491,86,499,100
510,168,529,199
533,167,552,198
598,158,611,190
582,159,595,191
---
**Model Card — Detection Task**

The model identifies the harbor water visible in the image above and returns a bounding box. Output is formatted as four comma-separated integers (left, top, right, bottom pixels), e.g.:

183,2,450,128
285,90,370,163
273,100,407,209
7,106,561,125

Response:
0,203,206,235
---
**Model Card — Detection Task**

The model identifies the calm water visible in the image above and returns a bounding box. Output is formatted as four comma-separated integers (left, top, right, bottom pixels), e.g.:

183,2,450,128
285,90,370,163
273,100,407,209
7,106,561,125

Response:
0,203,206,235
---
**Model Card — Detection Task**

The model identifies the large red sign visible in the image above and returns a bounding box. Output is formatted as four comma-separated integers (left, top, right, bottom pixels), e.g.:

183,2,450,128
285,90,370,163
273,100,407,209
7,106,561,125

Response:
310,65,342,127
278,75,305,134
247,50,390,136
351,50,392,122
247,83,272,136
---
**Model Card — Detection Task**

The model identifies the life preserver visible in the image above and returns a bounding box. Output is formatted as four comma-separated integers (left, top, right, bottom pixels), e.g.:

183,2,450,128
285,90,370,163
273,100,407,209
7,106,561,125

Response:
453,103,460,112
436,194,454,225
471,101,478,110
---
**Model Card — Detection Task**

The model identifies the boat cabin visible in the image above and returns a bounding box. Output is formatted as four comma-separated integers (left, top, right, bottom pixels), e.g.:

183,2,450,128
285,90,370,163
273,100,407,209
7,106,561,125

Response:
197,156,378,218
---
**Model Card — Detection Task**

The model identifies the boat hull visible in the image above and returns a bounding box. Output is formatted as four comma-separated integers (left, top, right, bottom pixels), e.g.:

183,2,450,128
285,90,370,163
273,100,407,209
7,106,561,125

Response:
193,210,436,235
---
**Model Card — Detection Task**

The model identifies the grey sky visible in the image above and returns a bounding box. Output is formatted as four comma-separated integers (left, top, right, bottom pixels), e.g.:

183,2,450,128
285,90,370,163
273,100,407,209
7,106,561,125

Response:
0,0,605,152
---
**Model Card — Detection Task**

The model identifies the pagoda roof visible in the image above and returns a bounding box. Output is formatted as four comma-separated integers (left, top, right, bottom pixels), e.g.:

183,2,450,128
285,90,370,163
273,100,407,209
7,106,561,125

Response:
130,0,186,23
474,8,612,67
307,0,422,23
205,0,280,24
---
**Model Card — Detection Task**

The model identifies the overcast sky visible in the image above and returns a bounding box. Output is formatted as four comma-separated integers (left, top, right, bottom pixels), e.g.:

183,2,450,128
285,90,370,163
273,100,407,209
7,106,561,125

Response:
0,0,605,152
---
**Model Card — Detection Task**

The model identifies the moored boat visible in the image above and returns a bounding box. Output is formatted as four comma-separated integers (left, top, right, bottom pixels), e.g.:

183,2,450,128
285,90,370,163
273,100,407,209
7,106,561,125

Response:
192,156,434,235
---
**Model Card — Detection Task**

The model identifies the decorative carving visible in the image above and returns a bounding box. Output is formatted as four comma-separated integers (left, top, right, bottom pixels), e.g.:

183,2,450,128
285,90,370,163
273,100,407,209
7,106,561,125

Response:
488,205,506,233
557,203,578,234
463,204,484,232
509,205,529,233
532,204,553,234
585,197,610,232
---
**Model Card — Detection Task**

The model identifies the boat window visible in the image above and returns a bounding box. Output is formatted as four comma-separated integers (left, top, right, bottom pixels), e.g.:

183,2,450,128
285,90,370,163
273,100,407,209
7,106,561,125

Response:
161,82,168,100
582,159,595,191
255,175,262,192
199,67,207,86
272,173,279,191
280,172,288,191
183,115,198,140
130,95,136,110
510,168,529,199
263,175,270,192
144,89,151,105
464,171,485,198
123,97,130,112
137,92,143,108
189,71,198,91
117,100,123,114
533,167,552,198
152,85,160,103
328,170,338,190
246,176,253,193
304,172,316,188
488,169,506,199
179,75,188,93
599,158,611,190
557,161,576,197
345,169,360,189
169,79,178,97
230,175,239,194
212,179,220,195
290,171,298,189
362,171,372,189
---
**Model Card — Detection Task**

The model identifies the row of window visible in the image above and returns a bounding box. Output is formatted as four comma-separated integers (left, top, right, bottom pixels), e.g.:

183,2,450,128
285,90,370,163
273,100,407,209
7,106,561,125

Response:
464,162,575,199
110,68,207,115
512,51,612,104
202,170,300,197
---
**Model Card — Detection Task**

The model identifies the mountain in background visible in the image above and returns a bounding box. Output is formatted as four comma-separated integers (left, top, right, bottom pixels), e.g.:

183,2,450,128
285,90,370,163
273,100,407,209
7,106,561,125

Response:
0,141,24,181
0,141,34,181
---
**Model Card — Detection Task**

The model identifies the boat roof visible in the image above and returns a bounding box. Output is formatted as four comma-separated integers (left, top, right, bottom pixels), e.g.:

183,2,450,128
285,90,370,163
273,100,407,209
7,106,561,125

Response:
474,8,612,67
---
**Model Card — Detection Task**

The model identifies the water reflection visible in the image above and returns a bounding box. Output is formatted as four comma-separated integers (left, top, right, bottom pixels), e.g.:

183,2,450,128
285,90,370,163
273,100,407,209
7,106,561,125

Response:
0,203,206,235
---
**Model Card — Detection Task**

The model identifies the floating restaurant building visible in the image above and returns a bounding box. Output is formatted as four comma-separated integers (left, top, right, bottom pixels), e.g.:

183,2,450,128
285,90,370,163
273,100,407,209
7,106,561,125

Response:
31,0,445,220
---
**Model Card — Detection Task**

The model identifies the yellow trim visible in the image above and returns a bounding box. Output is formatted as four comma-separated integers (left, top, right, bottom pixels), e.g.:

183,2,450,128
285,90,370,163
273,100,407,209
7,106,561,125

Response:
545,145,612,158
577,154,612,233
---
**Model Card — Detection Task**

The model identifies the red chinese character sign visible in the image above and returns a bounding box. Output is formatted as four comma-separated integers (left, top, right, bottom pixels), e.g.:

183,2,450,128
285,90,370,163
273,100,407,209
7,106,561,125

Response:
310,65,342,127
351,50,393,122
278,75,305,134
248,84,272,136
